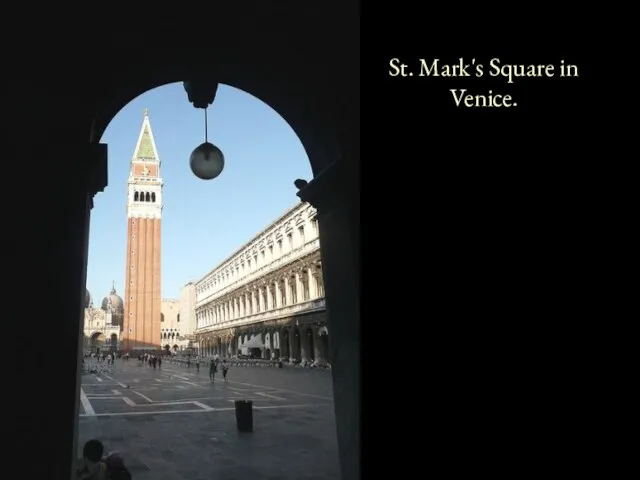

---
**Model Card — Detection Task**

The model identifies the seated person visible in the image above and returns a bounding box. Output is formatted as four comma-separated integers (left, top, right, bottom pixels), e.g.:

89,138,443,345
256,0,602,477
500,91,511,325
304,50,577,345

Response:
77,439,107,480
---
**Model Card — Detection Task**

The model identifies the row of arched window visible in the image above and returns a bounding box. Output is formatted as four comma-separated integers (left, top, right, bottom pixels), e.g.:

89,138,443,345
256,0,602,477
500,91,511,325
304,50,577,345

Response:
134,191,156,202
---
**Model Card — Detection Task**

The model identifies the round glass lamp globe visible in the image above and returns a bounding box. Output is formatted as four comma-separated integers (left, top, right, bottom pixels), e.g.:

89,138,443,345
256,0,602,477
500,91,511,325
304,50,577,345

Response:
189,142,225,180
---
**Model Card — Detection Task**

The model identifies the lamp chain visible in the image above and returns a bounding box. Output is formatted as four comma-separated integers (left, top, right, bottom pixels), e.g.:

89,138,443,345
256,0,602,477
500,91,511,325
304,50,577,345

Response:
204,107,208,143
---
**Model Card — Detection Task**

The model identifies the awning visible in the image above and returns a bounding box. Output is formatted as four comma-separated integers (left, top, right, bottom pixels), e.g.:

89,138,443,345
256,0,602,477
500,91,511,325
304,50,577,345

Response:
242,336,264,349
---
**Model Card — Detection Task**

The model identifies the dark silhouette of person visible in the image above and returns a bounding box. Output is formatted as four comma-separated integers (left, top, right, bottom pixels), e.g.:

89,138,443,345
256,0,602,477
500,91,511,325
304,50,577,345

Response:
77,439,107,479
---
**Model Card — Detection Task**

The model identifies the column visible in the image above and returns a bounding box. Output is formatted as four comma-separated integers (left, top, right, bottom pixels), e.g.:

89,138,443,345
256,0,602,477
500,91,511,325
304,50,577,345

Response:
284,277,292,305
313,327,322,363
297,159,360,480
266,284,273,310
261,333,267,358
308,267,317,299
300,328,308,361
251,290,257,314
39,143,107,479
274,281,281,308
295,271,304,304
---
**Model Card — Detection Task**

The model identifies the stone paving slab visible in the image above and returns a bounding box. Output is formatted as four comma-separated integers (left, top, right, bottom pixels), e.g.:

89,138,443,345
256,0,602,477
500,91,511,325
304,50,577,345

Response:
78,360,339,479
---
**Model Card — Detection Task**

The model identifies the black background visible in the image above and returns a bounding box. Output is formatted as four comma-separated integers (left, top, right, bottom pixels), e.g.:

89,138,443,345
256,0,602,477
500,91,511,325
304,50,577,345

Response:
362,13,616,477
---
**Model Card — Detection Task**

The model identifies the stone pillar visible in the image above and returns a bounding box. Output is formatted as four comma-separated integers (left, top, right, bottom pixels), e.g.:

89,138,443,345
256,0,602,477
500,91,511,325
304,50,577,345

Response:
297,159,360,480
16,143,107,479
300,328,308,361
284,277,292,305
274,281,281,308
308,267,318,299
313,327,322,363
266,284,273,310
295,272,304,304
261,333,267,358
251,290,257,314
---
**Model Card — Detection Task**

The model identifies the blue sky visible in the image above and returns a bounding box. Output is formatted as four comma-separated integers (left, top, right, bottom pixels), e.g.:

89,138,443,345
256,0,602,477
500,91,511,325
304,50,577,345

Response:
87,83,312,302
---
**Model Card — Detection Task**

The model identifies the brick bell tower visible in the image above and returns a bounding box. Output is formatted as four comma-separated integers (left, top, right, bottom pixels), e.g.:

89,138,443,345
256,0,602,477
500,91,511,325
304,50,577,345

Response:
122,108,163,351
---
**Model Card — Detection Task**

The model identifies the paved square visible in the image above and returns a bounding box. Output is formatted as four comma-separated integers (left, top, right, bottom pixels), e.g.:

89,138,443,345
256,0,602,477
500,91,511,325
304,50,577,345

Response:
78,360,339,479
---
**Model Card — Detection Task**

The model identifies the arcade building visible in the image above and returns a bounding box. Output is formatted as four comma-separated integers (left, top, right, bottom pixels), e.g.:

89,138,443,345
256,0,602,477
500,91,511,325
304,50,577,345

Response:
194,201,330,366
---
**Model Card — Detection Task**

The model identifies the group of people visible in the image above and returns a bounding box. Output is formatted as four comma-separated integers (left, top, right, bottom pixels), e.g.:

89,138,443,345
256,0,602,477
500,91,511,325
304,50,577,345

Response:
138,353,162,368
85,352,115,365
204,356,229,381
77,439,131,480
182,355,230,381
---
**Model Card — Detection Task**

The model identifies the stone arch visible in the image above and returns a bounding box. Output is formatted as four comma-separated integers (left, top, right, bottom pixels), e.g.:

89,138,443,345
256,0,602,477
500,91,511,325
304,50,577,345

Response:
92,79,340,180
90,332,104,351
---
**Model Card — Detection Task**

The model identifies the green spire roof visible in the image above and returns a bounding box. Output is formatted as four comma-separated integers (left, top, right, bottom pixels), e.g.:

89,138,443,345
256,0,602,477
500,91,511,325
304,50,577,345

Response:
134,125,156,160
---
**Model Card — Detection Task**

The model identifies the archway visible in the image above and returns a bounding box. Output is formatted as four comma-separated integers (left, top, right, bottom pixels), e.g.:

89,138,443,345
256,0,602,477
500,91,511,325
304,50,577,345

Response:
11,13,359,480
281,328,290,358
305,328,315,362
291,326,301,362
90,332,104,353
318,326,330,364
88,80,345,479
110,333,118,352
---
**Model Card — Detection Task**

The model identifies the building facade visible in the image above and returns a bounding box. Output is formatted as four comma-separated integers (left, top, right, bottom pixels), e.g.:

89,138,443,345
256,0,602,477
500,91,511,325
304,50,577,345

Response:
194,202,329,365
122,109,163,351
179,282,197,335
83,287,123,353
160,299,193,352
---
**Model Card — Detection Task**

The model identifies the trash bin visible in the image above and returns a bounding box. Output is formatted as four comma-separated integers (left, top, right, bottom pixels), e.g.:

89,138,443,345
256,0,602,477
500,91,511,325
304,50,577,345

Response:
278,361,283,369
235,400,253,432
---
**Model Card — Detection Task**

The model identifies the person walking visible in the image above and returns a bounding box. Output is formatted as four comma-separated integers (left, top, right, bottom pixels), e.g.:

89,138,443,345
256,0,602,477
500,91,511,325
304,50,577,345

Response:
209,358,217,381
221,359,229,382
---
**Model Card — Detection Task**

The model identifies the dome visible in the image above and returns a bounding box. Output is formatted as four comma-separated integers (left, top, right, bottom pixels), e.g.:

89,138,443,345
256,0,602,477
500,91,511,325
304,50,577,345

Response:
85,289,92,308
101,284,124,314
